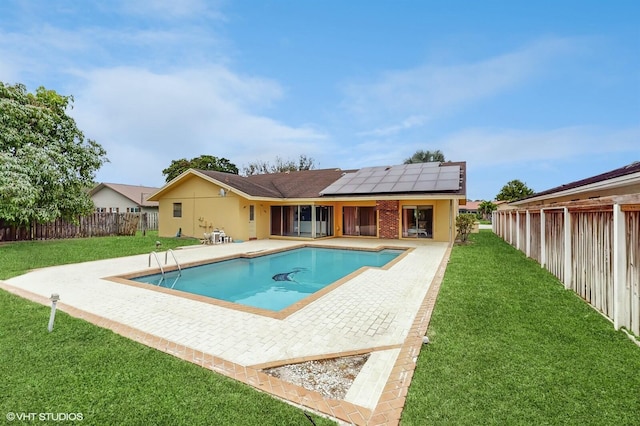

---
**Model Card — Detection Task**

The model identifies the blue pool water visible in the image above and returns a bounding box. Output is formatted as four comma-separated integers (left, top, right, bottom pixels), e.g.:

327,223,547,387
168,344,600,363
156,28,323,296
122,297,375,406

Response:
132,247,403,311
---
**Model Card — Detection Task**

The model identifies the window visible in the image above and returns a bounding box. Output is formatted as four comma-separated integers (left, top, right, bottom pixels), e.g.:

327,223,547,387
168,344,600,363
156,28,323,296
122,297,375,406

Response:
342,206,376,236
109,207,119,213
173,203,182,218
96,207,106,213
127,207,140,213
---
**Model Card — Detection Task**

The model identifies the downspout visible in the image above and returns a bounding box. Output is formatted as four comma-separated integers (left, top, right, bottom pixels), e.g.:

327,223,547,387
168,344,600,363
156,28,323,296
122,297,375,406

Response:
450,199,454,245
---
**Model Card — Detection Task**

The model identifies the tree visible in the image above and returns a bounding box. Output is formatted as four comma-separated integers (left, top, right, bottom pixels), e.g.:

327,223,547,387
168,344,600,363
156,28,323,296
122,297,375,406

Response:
403,149,446,164
162,155,239,182
496,179,535,202
0,82,108,225
242,154,317,176
477,200,497,220
455,213,476,243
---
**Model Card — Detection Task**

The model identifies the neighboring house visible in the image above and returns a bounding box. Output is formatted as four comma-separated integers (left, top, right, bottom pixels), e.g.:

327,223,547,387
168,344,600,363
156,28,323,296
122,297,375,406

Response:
494,162,640,335
89,183,160,214
459,200,480,215
494,200,513,211
510,161,640,208
148,161,467,243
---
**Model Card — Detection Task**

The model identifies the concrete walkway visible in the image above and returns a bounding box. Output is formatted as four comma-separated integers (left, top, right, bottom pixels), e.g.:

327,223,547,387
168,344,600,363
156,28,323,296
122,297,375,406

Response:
2,238,450,425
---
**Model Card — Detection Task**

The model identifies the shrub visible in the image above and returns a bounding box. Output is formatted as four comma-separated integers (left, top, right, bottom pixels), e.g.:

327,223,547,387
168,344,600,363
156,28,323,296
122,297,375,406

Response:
456,213,476,242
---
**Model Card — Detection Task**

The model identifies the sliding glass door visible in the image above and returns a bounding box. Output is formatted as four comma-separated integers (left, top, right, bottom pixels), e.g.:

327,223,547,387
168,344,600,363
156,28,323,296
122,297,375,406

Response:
270,205,333,238
402,205,433,238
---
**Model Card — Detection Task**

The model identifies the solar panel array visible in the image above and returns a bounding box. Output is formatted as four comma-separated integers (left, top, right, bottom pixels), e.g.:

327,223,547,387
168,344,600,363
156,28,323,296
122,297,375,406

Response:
320,162,461,195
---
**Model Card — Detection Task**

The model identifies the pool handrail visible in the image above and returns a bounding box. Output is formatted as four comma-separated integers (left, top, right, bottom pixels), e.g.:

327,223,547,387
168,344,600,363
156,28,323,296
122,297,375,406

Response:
165,249,182,276
148,251,165,282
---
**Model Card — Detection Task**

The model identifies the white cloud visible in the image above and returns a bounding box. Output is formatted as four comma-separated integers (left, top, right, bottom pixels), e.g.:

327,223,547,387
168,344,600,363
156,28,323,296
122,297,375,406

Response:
71,66,327,185
115,0,224,21
344,37,579,128
357,115,430,137
439,125,640,167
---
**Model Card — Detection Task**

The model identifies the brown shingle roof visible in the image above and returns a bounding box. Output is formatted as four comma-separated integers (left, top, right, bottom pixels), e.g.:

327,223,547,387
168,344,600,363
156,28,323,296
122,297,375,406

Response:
520,161,640,200
198,169,350,199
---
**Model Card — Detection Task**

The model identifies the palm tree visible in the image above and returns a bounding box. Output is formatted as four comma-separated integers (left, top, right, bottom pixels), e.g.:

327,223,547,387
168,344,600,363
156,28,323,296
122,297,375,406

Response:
477,200,497,220
404,149,446,164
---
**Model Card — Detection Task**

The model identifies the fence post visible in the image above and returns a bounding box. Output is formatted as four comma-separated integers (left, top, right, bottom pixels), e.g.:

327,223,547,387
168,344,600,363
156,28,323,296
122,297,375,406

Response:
525,210,531,258
540,208,546,268
612,203,627,330
516,211,521,251
563,207,572,290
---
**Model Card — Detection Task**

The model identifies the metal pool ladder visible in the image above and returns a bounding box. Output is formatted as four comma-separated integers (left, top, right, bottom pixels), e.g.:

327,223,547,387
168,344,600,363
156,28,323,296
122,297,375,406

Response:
148,249,182,288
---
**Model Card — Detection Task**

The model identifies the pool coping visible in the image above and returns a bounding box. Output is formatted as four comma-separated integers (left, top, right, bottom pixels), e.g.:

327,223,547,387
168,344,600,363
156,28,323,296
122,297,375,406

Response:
0,240,451,425
107,243,414,320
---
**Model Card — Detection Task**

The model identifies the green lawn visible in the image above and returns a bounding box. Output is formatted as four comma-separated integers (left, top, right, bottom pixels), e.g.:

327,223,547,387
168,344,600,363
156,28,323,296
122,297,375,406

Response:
0,231,201,280
0,233,334,425
402,231,640,425
3,231,638,425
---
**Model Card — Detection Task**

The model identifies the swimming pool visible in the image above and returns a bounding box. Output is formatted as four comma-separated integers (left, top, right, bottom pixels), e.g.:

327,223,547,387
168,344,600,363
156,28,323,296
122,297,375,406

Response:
131,247,404,311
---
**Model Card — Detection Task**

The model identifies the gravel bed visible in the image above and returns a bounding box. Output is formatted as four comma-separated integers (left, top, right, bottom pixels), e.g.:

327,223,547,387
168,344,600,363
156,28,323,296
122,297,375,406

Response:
263,354,370,400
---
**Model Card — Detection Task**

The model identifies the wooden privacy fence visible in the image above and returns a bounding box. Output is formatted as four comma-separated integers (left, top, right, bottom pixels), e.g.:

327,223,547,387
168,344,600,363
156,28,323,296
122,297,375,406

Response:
138,212,158,232
493,194,640,336
0,212,142,241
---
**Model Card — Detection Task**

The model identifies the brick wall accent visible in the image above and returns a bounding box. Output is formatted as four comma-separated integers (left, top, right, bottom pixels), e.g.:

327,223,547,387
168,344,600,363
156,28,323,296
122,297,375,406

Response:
377,200,400,239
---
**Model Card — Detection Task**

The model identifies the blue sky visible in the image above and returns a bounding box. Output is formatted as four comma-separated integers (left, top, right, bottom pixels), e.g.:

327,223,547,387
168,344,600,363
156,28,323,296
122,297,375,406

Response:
1,0,638,200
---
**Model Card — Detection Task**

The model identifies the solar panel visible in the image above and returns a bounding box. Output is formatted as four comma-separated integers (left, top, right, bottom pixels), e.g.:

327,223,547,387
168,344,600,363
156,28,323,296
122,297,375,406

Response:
320,163,461,195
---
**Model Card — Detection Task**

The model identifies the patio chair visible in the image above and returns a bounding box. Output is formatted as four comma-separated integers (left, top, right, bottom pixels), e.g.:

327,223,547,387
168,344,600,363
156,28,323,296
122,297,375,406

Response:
408,228,430,238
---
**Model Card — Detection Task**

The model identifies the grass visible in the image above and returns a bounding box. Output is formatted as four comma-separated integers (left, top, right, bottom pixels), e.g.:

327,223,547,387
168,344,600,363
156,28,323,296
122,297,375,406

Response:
402,231,640,425
0,231,200,280
3,231,639,425
0,233,334,425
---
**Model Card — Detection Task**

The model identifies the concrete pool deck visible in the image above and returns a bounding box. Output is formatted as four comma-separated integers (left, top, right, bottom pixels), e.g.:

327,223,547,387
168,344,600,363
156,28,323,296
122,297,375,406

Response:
1,238,451,425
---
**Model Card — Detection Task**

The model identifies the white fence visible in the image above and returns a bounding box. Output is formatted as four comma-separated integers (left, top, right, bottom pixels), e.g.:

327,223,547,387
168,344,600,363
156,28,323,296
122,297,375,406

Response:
493,194,640,336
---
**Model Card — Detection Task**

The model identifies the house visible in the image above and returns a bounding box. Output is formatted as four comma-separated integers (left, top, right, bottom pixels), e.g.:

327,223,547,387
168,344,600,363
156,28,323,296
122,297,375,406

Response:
493,161,640,335
494,200,513,211
509,161,640,208
89,183,160,214
459,200,480,215
148,161,467,243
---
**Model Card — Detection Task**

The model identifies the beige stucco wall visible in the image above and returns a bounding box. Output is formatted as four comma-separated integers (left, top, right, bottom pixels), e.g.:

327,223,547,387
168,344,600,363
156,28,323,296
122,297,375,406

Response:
157,175,256,241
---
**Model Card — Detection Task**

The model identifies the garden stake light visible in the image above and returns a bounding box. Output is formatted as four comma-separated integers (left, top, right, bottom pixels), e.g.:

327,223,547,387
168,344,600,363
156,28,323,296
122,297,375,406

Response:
48,293,60,332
